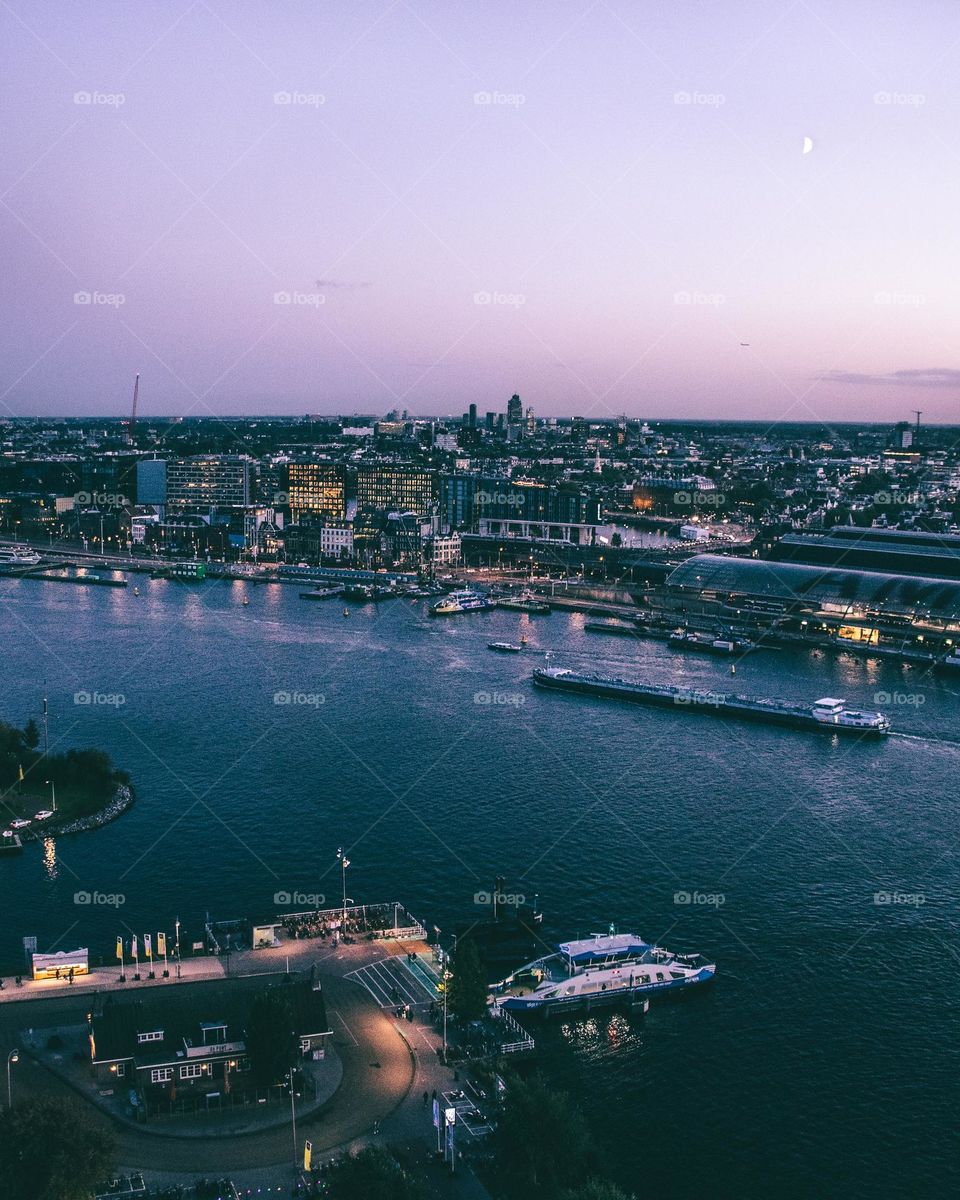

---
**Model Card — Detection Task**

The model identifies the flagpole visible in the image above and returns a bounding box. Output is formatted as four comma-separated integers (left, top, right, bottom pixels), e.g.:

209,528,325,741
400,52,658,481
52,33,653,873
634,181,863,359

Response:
118,939,125,984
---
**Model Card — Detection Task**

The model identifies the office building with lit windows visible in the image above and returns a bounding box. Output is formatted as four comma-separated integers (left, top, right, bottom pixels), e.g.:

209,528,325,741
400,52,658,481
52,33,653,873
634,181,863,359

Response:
286,461,346,521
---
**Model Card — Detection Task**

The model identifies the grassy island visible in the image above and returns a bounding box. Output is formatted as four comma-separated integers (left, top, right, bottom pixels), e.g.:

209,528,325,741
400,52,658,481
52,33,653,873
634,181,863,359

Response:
0,717,132,831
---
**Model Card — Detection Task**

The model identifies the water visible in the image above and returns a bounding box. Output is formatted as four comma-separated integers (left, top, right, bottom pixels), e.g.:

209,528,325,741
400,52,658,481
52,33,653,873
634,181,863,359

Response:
1,573,958,1197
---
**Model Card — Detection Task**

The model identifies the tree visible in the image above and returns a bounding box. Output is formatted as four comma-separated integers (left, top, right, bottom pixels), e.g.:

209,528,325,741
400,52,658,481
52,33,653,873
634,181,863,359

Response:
446,939,487,1022
22,719,39,751
494,1072,596,1194
0,1097,115,1200
561,1180,636,1200
245,988,298,1086
328,1145,424,1200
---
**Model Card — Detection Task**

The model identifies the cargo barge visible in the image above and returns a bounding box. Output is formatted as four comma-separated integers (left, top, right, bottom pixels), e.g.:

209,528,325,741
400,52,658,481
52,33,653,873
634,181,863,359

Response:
532,667,891,736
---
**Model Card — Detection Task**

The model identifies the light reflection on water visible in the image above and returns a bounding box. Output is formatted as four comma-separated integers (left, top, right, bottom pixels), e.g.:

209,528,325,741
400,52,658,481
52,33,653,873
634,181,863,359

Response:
42,836,58,880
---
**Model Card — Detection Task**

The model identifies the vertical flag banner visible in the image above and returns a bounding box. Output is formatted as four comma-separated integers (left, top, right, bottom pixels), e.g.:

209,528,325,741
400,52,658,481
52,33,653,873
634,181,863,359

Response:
116,937,123,960
131,935,138,959
144,933,153,959
157,932,166,956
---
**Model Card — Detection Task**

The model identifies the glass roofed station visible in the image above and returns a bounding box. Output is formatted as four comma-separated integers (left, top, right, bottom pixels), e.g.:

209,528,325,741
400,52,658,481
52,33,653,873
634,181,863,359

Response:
658,553,960,652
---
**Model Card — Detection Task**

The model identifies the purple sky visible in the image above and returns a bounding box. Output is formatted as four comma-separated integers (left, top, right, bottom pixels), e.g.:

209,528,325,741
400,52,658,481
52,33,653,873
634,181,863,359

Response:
2,1,958,422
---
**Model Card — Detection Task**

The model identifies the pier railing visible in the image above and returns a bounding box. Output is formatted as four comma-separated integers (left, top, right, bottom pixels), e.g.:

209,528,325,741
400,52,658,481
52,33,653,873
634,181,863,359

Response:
493,1008,535,1054
276,901,426,942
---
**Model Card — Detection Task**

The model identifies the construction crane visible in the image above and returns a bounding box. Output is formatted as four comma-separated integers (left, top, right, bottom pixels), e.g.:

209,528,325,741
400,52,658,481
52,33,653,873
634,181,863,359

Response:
122,374,140,444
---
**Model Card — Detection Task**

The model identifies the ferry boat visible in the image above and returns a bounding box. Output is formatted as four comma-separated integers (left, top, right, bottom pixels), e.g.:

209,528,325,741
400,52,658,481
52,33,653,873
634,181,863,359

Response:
532,667,892,736
0,546,41,566
496,589,550,614
430,589,496,616
668,629,755,655
490,931,715,1014
488,641,523,653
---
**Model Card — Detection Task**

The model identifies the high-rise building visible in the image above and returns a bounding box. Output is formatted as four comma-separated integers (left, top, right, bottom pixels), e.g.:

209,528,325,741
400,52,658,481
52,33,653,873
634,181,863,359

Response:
356,464,437,516
286,462,346,521
507,393,523,424
136,458,167,506
166,455,251,508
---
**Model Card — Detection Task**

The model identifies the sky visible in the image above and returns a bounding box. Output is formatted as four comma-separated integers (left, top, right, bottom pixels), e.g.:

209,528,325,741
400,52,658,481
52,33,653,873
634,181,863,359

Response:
2,0,959,423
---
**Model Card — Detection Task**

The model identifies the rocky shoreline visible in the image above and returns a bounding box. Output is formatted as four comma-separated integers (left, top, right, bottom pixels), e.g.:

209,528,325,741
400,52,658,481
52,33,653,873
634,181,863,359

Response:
47,782,135,836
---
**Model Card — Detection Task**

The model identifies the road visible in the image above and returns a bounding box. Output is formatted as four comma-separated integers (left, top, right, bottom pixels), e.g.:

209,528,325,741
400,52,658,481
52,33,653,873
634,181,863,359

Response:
0,971,414,1171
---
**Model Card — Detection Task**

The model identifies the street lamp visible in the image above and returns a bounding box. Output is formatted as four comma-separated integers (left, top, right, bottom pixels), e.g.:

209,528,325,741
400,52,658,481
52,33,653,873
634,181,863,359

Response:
441,967,451,1060
6,1050,18,1108
44,779,56,813
336,848,351,930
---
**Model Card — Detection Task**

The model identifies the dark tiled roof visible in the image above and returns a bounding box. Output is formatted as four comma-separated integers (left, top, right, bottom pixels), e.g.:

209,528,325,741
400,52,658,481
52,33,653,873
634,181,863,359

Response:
91,972,330,1065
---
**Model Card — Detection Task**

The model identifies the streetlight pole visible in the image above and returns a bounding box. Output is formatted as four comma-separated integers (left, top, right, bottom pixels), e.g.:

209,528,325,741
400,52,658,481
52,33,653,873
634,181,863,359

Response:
288,1062,298,1169
442,967,450,1061
45,779,56,812
6,1050,18,1109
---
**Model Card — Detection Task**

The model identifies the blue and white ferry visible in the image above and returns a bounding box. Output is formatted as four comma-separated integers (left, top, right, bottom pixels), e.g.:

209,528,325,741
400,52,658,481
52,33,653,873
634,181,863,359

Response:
489,930,715,1014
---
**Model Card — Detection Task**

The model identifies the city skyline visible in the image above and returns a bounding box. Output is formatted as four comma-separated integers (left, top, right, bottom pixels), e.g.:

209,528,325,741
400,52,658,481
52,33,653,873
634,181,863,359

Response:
3,1,959,421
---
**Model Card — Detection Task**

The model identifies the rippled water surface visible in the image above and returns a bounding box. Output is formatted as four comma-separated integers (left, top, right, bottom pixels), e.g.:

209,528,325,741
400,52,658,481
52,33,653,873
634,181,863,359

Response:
1,574,958,1197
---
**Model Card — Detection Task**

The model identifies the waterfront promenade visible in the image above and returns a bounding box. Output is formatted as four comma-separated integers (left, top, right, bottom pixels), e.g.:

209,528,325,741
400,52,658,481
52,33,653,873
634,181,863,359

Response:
0,933,491,1196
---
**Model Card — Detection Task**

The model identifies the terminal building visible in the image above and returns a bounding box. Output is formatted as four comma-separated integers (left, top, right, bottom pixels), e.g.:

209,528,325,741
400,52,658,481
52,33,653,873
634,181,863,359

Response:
769,525,960,581
659,550,960,648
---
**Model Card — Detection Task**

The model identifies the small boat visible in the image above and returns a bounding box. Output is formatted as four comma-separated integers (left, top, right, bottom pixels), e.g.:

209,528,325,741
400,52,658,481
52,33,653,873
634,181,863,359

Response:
0,546,41,566
668,629,754,655
343,608,350,617
133,586,140,596
242,597,250,606
496,589,550,614
585,621,638,637
488,642,523,653
430,589,496,616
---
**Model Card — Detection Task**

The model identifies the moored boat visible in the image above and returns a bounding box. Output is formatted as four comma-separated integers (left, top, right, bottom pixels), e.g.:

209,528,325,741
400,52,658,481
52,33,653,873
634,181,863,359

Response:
491,930,715,1014
496,588,550,614
430,588,496,615
488,642,523,653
